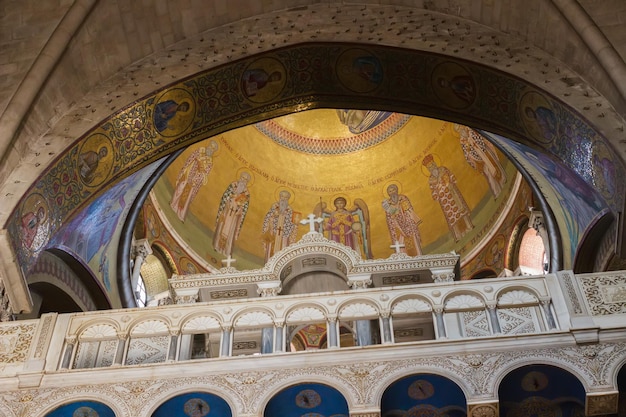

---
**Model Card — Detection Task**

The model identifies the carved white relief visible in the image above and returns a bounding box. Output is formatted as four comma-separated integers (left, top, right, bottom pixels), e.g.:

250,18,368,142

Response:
130,320,169,336
235,311,273,327
497,290,538,306
80,323,118,339
338,302,378,319
182,316,221,332
392,298,432,314
126,336,169,365
445,294,484,310
497,307,539,335
286,307,326,323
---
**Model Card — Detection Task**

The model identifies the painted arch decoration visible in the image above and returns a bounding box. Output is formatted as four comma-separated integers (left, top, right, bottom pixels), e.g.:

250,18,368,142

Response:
9,43,624,273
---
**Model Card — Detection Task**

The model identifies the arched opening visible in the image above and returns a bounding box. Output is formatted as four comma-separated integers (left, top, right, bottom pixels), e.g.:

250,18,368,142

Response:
499,364,585,416
264,383,348,417
45,401,115,417
381,374,467,416
151,391,232,417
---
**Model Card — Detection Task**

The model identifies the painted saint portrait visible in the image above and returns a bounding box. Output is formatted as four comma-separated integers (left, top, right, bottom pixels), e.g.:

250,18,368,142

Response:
152,88,195,137
213,171,252,256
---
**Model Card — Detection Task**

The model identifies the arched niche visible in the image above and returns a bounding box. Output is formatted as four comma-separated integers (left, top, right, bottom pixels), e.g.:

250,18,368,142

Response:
151,391,232,417
280,254,350,295
19,249,111,318
264,383,348,417
498,364,585,416
381,374,467,417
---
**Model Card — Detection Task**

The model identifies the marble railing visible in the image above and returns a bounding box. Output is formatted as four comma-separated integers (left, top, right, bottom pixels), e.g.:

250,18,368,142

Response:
2,270,626,379
67,273,558,369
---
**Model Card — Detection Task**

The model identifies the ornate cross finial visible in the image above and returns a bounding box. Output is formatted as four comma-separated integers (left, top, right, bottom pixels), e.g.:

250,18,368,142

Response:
222,255,236,268
390,240,405,254
300,213,323,234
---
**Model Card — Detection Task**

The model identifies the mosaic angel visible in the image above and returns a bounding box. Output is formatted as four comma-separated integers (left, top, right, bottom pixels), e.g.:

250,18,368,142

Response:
314,196,373,259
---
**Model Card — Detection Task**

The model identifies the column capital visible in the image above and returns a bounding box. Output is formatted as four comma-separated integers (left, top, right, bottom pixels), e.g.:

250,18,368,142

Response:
467,401,498,417
349,411,380,417
132,238,152,259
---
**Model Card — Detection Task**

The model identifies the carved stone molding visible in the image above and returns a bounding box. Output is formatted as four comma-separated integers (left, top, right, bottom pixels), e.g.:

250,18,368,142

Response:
586,392,619,416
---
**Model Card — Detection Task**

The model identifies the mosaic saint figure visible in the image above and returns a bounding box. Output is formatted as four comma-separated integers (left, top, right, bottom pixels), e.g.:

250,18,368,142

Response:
261,190,299,261
78,146,108,184
381,184,423,256
213,172,251,256
423,154,474,242
524,105,557,141
436,73,476,106
21,206,46,250
352,55,383,84
170,140,218,221
456,124,507,198
315,197,373,259
336,109,392,134
241,68,282,97
154,100,190,132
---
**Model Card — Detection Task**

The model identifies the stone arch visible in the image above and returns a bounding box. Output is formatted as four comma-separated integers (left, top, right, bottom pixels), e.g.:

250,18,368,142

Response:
490,355,595,396
371,366,474,410
498,363,586,417
258,377,356,415
149,390,233,417
31,389,130,417
380,373,467,416
10,39,622,278
139,382,241,417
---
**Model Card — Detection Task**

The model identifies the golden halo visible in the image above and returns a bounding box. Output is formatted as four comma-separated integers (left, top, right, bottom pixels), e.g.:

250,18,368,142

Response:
273,186,295,205
382,180,402,198
235,168,254,187
329,194,350,208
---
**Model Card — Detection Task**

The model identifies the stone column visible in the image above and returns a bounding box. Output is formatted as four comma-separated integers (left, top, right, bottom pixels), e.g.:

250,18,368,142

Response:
327,316,339,348
59,336,77,369
486,302,501,334
467,401,498,417
433,307,447,339
114,331,127,366
220,324,232,357
529,209,550,272
380,311,393,344
168,329,179,361
348,275,373,346
540,297,558,329
274,320,285,353
257,281,281,353
131,239,152,295
0,276,14,321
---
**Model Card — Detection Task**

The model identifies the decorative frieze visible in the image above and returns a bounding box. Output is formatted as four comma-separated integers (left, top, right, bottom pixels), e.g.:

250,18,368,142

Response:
468,402,498,417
